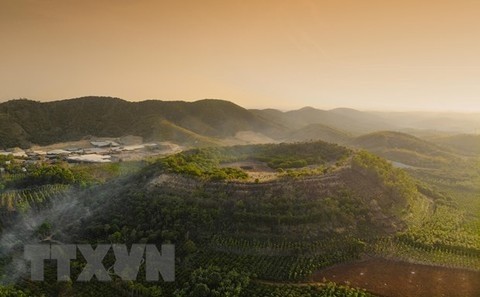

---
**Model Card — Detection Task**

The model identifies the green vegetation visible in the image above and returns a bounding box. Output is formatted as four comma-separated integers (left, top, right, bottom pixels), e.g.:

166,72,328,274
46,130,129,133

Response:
431,134,480,156
351,131,457,168
242,282,376,297
351,130,480,222
197,238,364,281
0,286,30,297
371,236,480,271
156,149,248,181
279,166,328,178
0,159,143,189
352,151,418,212
25,164,76,185
0,140,478,296
285,123,352,144
174,266,250,297
409,161,480,216
154,141,350,181
26,142,420,296
350,148,480,272
0,97,279,148
0,184,69,216
251,142,350,169
400,205,480,252
0,159,145,237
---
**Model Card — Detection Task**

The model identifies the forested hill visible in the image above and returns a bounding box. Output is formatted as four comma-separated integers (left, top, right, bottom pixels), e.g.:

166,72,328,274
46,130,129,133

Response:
0,97,284,149
2,97,479,151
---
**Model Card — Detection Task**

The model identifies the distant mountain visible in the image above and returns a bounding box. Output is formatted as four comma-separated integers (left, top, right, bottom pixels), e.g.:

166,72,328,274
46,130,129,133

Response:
249,108,295,130
396,128,456,139
1,96,478,151
283,123,352,144
252,106,396,135
0,97,282,148
430,134,480,156
371,111,480,134
350,131,458,168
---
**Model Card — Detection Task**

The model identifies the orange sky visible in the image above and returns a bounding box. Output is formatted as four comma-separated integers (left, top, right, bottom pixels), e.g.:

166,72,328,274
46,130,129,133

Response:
1,0,480,111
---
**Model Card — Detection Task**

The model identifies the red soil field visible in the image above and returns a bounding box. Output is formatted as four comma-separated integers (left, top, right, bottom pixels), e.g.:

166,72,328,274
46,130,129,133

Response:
313,258,480,297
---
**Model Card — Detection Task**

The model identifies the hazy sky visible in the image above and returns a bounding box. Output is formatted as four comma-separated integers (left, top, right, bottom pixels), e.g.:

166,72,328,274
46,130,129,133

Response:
1,0,480,111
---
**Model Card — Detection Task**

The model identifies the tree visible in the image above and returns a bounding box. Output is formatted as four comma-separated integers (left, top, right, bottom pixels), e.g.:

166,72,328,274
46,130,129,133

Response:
36,221,52,238
182,239,197,255
28,164,75,185
174,266,250,297
0,286,29,297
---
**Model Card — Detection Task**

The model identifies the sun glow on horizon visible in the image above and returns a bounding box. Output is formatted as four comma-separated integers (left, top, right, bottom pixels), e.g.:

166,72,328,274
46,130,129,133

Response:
1,0,480,112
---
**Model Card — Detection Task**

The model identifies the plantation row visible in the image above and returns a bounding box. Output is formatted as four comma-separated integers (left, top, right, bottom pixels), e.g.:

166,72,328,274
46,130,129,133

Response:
14,259,165,297
9,270,377,297
5,259,380,297
209,235,365,256
17,280,120,297
397,233,480,258
193,247,362,282
402,205,480,251
241,282,376,297
0,157,143,191
371,237,480,271
0,184,69,213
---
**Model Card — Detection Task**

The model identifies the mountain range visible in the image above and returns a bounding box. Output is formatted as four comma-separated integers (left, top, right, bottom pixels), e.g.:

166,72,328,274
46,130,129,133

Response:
0,97,479,157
